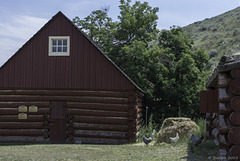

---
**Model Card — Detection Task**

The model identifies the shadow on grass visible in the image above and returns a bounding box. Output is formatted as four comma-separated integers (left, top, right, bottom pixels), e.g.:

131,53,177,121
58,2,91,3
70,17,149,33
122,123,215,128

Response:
0,143,49,146
181,140,219,161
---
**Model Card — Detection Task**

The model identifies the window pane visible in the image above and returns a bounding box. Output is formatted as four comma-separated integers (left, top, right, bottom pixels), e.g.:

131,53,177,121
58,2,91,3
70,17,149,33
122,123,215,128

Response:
52,40,57,45
63,40,67,45
49,36,70,56
52,47,56,52
58,40,62,45
63,47,67,52
58,47,62,52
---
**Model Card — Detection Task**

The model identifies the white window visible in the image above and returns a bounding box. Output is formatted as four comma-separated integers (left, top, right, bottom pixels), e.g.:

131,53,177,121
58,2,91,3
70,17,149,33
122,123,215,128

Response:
49,36,70,56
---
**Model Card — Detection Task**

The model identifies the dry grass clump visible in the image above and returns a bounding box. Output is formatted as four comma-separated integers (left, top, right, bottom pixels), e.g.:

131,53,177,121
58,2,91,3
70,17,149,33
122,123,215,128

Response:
156,117,199,144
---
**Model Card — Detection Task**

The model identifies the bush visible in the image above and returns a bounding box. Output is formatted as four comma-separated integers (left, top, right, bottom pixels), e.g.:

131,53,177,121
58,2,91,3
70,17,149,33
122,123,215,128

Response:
209,49,219,58
233,28,240,36
199,26,207,31
138,114,158,142
192,118,206,138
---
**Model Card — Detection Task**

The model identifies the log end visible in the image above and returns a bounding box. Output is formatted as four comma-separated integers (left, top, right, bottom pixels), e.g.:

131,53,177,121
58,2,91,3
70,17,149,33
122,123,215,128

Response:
230,145,240,159
228,127,240,144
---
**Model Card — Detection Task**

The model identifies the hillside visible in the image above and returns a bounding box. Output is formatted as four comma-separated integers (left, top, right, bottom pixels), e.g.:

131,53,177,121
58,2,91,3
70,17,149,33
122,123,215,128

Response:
184,7,240,68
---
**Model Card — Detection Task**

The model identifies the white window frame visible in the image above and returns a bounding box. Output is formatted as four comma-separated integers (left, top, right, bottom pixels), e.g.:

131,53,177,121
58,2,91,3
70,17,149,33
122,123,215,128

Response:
48,36,70,56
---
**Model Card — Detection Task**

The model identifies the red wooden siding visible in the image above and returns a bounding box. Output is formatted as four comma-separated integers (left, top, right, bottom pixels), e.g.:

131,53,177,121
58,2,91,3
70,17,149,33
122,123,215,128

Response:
0,12,135,91
200,90,219,113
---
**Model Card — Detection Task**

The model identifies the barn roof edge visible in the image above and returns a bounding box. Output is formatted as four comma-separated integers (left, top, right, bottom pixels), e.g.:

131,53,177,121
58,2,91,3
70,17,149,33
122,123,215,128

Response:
206,55,240,88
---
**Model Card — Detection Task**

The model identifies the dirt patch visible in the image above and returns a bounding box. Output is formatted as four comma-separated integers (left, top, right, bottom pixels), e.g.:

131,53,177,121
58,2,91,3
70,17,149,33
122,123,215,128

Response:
156,117,198,144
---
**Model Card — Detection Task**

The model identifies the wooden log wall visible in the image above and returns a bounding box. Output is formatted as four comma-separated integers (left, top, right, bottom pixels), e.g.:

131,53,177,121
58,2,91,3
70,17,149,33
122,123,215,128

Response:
69,89,142,144
0,89,142,144
206,113,215,140
228,68,240,159
217,72,234,158
0,90,50,143
207,70,240,158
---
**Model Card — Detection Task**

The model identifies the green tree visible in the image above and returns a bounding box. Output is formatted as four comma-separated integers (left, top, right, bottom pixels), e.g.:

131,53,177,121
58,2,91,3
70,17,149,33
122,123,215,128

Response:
119,40,164,96
73,0,159,62
73,7,117,54
110,0,159,72
116,0,159,45
152,27,209,122
73,1,209,124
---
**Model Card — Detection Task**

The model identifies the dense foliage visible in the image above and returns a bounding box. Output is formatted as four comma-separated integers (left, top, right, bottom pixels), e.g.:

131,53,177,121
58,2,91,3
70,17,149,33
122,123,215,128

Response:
153,27,209,122
73,0,210,124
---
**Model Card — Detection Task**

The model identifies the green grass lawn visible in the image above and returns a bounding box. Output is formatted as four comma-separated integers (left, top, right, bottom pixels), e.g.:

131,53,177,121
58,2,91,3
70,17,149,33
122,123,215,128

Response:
0,140,219,161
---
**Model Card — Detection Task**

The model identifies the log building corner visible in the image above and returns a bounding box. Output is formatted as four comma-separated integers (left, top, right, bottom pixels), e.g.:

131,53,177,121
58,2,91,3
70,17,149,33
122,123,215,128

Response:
200,54,240,158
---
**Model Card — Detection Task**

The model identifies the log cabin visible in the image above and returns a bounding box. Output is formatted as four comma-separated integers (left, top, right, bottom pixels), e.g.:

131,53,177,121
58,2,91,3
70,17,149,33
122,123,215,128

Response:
200,55,240,158
0,11,144,144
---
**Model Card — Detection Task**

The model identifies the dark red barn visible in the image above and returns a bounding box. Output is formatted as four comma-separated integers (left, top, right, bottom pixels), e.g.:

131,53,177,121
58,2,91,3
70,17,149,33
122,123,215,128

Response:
0,12,143,144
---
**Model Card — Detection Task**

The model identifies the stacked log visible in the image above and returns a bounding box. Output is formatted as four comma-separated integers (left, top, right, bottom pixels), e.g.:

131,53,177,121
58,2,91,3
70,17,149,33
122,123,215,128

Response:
69,105,130,144
228,68,240,159
127,90,142,143
206,113,215,140
217,73,233,157
0,100,50,143
67,113,74,143
0,89,142,144
66,89,142,144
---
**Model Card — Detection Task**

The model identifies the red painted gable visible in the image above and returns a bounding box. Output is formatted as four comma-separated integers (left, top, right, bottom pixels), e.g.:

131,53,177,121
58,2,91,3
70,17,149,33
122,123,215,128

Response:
0,12,143,92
